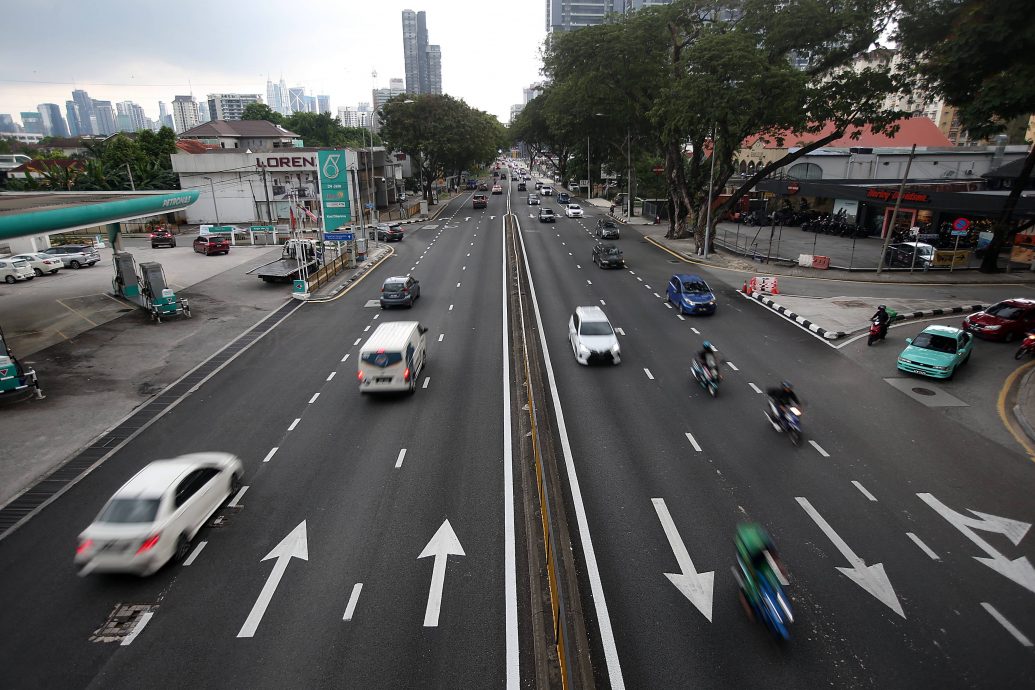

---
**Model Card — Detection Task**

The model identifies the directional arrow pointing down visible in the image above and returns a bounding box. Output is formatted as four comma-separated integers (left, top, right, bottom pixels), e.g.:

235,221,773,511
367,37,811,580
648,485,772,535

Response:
796,497,905,618
419,520,465,627
652,498,714,621
238,521,309,638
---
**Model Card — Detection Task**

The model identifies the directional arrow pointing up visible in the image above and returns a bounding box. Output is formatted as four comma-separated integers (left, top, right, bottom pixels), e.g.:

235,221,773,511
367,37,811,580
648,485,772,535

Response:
652,498,714,621
796,497,905,618
237,521,308,638
418,520,465,627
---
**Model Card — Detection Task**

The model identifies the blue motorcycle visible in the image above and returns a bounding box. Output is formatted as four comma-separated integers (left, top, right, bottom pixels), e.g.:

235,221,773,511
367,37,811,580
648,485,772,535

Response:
691,360,720,397
733,557,794,640
765,400,803,446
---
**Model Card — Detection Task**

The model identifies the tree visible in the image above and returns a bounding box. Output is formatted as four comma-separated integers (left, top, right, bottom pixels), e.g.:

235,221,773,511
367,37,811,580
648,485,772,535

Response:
897,0,1035,272
241,102,285,125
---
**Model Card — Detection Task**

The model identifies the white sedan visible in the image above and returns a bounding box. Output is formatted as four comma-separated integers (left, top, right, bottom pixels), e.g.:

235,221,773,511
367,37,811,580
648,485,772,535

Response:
565,204,584,218
568,305,621,365
75,453,243,576
11,252,62,276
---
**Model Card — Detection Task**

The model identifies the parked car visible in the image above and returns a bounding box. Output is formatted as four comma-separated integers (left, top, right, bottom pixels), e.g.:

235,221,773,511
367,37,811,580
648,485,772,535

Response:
596,220,620,239
150,228,176,248
564,204,584,218
492,184,503,195
376,224,405,242
0,257,35,283
538,208,556,223
10,252,62,276
666,274,717,315
527,194,540,205
74,453,243,576
193,235,230,256
568,306,621,365
43,244,100,269
897,324,973,379
884,242,935,268
556,192,571,205
592,243,625,269
963,299,1035,342
473,194,488,209
380,275,421,309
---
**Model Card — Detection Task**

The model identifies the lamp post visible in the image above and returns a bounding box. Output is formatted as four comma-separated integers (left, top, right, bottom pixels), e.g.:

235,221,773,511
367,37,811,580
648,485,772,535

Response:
703,126,717,259
203,176,221,228
625,127,632,218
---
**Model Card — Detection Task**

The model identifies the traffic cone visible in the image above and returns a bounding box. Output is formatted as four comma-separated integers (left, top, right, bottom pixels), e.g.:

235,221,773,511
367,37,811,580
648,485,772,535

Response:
771,280,779,295
742,280,748,293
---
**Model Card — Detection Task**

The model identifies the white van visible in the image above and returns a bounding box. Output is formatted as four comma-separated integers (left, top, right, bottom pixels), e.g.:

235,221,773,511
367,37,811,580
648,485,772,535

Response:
358,321,428,394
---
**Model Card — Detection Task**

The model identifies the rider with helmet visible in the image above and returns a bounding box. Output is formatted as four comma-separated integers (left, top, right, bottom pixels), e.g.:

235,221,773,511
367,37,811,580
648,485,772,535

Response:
765,380,801,424
735,522,788,616
695,340,722,383
871,304,891,340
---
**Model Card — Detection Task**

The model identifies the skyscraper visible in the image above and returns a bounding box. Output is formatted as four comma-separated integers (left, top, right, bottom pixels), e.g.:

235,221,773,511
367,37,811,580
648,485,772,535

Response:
172,95,200,134
402,9,441,94
37,103,69,138
20,112,44,134
206,94,262,121
92,100,117,136
158,101,174,129
71,89,96,135
288,87,306,114
116,101,148,132
64,101,80,136
317,95,331,115
426,45,442,95
198,100,211,123
267,78,287,115
546,0,672,32
0,114,16,133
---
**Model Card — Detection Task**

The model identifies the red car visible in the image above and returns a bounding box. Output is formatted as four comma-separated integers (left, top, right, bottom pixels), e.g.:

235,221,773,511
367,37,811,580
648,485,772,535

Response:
963,298,1035,342
193,235,230,256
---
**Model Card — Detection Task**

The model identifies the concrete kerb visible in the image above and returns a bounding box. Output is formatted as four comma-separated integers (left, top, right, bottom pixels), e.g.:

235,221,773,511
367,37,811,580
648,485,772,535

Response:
308,245,394,302
1012,366,1035,445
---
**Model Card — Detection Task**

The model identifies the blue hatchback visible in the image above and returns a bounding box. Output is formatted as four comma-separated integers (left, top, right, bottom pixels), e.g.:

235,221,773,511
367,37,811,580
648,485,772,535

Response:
666,274,716,315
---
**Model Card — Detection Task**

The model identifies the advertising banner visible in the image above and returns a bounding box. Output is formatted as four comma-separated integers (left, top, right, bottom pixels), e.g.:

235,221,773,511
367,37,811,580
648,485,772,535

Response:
1010,232,1035,265
318,150,352,231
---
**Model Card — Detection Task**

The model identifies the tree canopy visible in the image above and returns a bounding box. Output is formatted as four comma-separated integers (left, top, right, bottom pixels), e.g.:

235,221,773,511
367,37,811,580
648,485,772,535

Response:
242,103,382,148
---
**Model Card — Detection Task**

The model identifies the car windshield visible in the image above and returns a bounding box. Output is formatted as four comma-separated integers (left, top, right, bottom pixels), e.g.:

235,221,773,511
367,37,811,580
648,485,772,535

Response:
97,498,161,524
604,247,621,256
911,332,958,353
986,303,1023,319
682,281,710,294
580,320,613,336
383,282,406,291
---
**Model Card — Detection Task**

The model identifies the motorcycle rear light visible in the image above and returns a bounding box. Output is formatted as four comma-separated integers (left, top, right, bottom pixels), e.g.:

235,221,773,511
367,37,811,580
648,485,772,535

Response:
403,367,411,382
76,538,93,555
136,534,160,554
357,371,364,381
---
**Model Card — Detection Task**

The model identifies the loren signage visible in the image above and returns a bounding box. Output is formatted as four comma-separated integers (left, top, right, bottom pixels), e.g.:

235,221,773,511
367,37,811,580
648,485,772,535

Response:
255,155,317,169
865,188,931,204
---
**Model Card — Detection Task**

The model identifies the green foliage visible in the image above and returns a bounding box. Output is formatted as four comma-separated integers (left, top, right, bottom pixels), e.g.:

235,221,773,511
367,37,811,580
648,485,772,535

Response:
280,112,381,148
241,102,285,125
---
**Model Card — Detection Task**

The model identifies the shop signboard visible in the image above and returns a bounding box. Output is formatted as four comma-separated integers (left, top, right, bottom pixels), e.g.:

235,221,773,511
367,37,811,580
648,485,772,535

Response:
932,250,969,268
317,150,352,231
1010,232,1035,264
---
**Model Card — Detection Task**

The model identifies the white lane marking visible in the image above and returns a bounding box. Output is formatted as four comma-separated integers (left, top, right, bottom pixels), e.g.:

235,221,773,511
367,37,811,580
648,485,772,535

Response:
288,419,300,431
906,532,940,560
748,382,762,394
982,603,1033,647
327,371,337,381
515,217,624,689
457,282,461,288
576,264,581,269
183,541,207,566
363,325,371,332
562,242,566,246
644,368,654,380
467,253,470,257
343,583,364,621
308,393,320,404
587,280,593,285
353,338,362,346
501,215,519,689
410,266,416,271
653,292,661,299
852,480,877,502
341,353,350,362
684,432,703,452
423,377,431,389
228,485,249,507
691,327,700,334
438,334,445,342
395,448,407,468
463,266,467,270
645,284,652,290
449,304,454,311
726,362,739,371
615,328,625,336
809,440,830,457
637,277,643,282
373,314,379,320
415,261,420,265
262,447,279,463
600,299,606,306
664,303,673,309
121,611,154,646
676,314,685,321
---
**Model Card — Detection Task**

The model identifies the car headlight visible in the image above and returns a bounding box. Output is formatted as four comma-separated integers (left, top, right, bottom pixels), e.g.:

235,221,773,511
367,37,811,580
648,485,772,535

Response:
578,343,590,354
932,365,949,370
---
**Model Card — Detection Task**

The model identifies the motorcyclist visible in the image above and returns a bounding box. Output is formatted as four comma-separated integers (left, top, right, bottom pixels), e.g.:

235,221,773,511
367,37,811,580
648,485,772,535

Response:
765,380,801,425
695,341,722,382
735,523,786,607
870,304,891,340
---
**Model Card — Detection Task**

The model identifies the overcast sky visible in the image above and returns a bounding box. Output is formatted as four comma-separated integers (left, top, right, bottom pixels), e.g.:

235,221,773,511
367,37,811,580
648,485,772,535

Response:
0,0,546,126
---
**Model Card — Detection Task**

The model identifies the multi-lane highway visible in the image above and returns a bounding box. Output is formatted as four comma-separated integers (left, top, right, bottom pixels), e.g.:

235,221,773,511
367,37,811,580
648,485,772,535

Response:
0,172,1032,688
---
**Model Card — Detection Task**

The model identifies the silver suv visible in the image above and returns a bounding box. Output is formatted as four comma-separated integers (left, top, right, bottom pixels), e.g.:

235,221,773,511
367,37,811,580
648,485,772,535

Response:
43,244,100,269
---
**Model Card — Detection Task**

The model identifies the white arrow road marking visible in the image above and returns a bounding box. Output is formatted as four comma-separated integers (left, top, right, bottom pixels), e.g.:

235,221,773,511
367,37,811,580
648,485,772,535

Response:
796,497,905,618
238,521,309,637
343,583,363,621
684,432,702,452
419,520,466,627
644,368,654,380
614,328,625,336
262,447,279,463
121,610,154,646
652,498,714,621
228,485,249,507
982,603,1033,647
748,382,762,394
918,493,1035,593
852,481,877,502
906,532,940,560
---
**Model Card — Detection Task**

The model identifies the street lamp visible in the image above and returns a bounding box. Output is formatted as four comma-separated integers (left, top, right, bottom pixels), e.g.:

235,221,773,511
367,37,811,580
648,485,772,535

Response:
203,176,221,228
703,126,717,259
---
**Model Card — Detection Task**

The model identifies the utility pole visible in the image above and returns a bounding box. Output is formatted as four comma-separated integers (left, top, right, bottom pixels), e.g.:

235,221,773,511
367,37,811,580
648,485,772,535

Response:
877,144,917,274
261,166,274,226
703,125,717,259
587,136,591,200
125,163,135,192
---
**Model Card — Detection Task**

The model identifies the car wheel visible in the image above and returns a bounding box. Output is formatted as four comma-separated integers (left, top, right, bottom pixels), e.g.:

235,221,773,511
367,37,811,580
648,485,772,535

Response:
33,268,43,277
4,275,15,284
70,260,82,269
1004,331,1017,343
229,472,242,497
171,242,176,247
174,534,191,562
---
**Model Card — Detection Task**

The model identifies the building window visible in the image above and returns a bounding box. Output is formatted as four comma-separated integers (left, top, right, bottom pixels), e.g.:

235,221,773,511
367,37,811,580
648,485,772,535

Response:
787,162,823,180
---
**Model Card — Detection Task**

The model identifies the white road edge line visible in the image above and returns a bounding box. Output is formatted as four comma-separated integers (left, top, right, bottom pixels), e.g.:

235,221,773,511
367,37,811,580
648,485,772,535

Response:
343,583,364,621
228,485,249,507
809,440,830,457
684,432,703,452
906,532,940,560
422,377,431,389
183,541,207,566
982,602,1033,647
262,447,279,463
503,203,519,689
748,382,762,394
121,611,154,646
644,368,654,380
852,480,878,502
308,393,320,404
515,213,623,689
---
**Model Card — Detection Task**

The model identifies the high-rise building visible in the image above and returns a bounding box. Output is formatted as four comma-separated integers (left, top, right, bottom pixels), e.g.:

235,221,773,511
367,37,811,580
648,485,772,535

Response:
426,45,442,95
317,95,331,115
206,93,262,121
337,106,370,129
158,101,174,129
37,103,69,138
267,78,286,115
20,111,44,134
64,101,80,136
116,101,148,132
198,100,211,123
303,95,317,113
0,114,16,133
547,0,672,32
288,87,306,114
402,9,441,94
71,89,96,135
92,100,117,135
510,104,525,123
523,85,542,104
172,95,200,134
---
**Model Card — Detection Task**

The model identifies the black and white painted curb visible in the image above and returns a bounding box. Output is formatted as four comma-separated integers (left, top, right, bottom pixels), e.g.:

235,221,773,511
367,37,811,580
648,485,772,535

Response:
742,290,984,340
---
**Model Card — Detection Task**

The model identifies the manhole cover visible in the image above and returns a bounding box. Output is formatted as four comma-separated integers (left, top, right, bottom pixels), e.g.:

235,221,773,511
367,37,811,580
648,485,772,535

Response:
911,387,936,396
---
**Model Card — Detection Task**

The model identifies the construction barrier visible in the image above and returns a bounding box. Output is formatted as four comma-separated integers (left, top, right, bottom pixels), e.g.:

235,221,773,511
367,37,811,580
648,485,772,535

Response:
747,276,780,294
812,255,830,270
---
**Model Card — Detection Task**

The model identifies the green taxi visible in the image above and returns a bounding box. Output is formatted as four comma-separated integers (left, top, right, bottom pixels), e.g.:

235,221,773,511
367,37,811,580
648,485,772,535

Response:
896,324,973,379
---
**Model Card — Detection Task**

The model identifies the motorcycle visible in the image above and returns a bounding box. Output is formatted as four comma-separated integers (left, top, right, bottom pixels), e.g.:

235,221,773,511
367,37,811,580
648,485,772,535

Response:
691,360,721,397
732,556,794,640
1015,332,1035,360
765,401,803,446
867,318,888,346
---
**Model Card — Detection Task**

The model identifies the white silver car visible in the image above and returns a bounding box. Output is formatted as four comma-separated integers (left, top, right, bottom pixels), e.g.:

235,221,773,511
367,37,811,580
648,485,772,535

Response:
75,453,243,576
565,203,584,218
568,306,621,365
11,252,62,276
0,258,35,284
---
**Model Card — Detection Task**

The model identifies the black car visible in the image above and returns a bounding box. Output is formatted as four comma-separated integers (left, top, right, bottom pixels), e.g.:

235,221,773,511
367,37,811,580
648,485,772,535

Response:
538,208,556,223
380,275,420,308
376,224,404,242
595,220,620,240
517,181,527,191
592,243,625,268
150,228,176,248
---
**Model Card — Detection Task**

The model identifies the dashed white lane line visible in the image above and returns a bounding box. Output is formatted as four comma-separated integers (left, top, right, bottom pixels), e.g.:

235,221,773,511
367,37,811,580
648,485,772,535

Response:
664,303,673,309
982,603,1033,647
438,334,445,342
906,532,940,560
262,447,279,463
726,362,739,371
644,368,654,380
228,485,249,507
676,314,685,321
586,280,593,285
423,377,431,389
457,282,461,288
628,270,635,275
449,304,454,311
343,583,364,621
615,328,625,336
645,284,652,290
121,611,154,646
288,418,300,431
691,327,700,334
809,440,830,457
353,338,362,346
327,372,336,381
684,432,703,452
569,252,573,256
308,393,320,404
748,382,762,394
600,299,606,306
395,448,407,468
341,353,350,362
463,266,467,270
183,541,207,566
576,264,582,269
852,480,877,502
373,314,379,320
637,277,643,282
652,292,661,299
467,253,470,257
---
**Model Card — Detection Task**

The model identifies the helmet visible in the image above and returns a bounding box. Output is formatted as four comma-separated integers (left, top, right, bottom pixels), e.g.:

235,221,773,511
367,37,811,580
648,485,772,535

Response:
702,340,715,351
781,380,793,391
877,304,887,311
